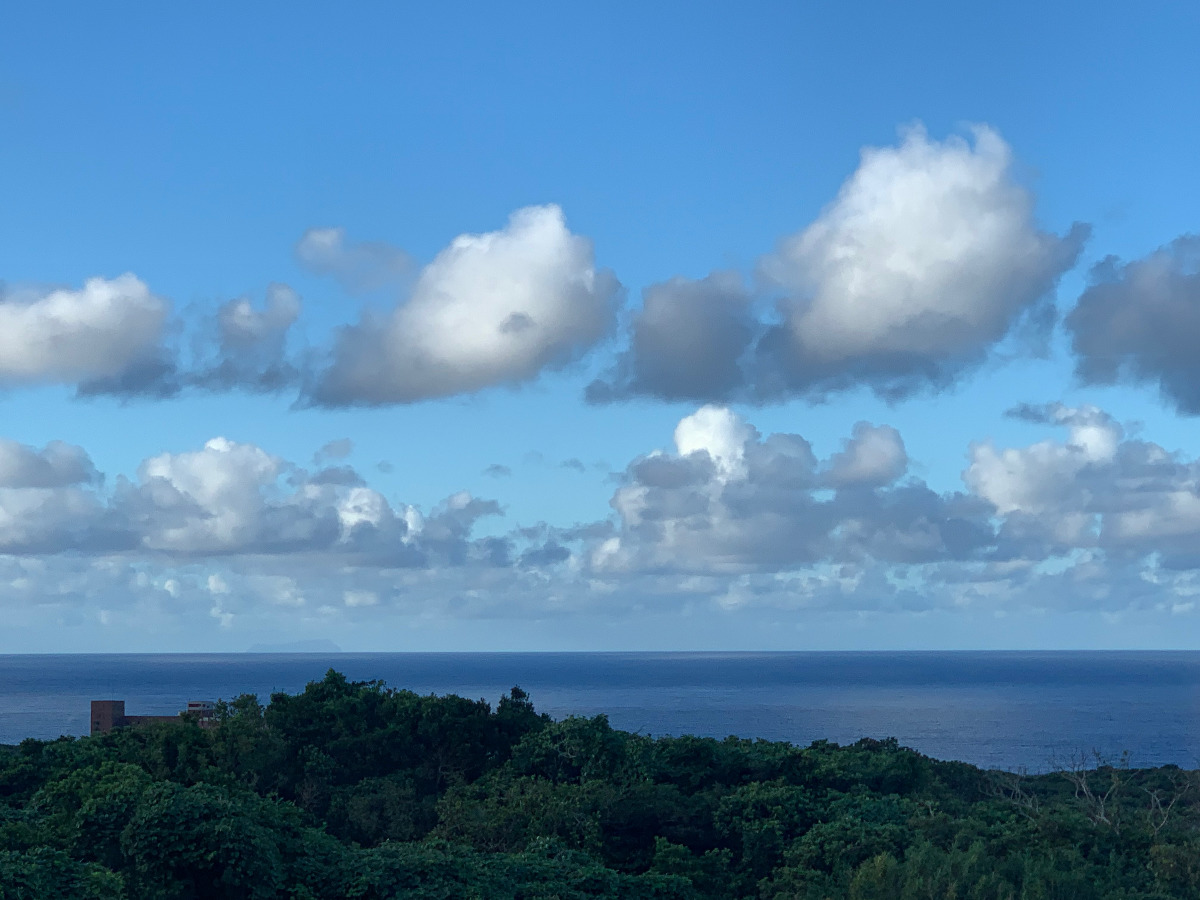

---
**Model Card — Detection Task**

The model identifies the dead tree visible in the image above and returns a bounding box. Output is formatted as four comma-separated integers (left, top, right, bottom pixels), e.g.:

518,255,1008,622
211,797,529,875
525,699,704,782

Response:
1058,750,1129,835
986,768,1042,823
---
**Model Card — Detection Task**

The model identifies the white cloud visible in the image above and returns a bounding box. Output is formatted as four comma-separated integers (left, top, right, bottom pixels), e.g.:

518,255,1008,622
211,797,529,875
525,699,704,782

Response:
136,438,291,554
673,405,756,481
0,274,167,386
588,125,1087,405
310,205,620,405
825,423,908,488
587,271,754,403
597,407,980,576
75,282,305,398
1067,235,1200,414
335,485,394,535
0,439,96,488
0,432,509,573
965,405,1120,517
556,404,1200,624
12,404,1200,644
344,589,379,608
295,226,414,293
0,483,116,554
217,283,301,347
967,404,1200,564
0,440,112,552
761,125,1085,391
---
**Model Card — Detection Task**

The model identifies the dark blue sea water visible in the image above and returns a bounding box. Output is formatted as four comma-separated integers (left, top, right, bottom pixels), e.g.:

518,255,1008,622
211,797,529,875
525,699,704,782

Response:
3,652,1199,772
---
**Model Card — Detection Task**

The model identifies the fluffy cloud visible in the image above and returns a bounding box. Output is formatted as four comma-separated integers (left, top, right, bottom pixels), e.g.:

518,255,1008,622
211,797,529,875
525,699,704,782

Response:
120,438,509,566
0,275,168,387
7,133,1086,410
966,404,1120,517
568,403,1200,615
587,272,754,403
965,404,1119,551
967,403,1200,567
0,439,97,488
591,126,1087,405
0,434,508,570
12,404,1200,642
756,125,1087,399
80,283,304,398
295,227,414,293
825,423,908,488
0,442,120,555
216,283,301,349
309,205,621,405
200,283,303,392
1067,236,1200,413
62,207,614,405
131,438,315,554
0,485,125,555
673,405,757,480
590,406,988,575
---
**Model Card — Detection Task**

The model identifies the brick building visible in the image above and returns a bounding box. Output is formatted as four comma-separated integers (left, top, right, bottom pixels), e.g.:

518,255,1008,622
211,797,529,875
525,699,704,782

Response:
90,699,216,735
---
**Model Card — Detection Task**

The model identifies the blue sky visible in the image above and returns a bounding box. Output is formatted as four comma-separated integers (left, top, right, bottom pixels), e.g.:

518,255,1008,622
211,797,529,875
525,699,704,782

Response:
1,3,1199,651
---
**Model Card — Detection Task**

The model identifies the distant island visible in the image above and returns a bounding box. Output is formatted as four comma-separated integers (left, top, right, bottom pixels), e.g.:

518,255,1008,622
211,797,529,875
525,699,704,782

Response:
245,638,343,653
2,669,1197,898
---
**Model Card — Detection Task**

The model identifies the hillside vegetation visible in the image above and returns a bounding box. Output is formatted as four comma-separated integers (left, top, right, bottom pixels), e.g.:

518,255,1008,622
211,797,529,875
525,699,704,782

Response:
2,670,1199,899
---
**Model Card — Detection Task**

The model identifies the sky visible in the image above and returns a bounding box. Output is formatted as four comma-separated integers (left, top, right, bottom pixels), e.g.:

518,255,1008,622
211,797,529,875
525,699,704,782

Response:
1,3,1199,652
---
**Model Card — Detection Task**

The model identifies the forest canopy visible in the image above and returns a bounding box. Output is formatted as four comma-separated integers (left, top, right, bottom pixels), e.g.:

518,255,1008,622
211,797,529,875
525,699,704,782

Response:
2,670,1198,899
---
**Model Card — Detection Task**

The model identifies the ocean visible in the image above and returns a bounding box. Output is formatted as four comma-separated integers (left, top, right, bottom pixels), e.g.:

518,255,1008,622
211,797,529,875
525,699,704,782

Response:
2,651,1199,773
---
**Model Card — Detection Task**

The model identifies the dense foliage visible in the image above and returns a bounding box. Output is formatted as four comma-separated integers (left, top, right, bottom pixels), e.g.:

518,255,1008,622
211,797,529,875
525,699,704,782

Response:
2,671,1199,898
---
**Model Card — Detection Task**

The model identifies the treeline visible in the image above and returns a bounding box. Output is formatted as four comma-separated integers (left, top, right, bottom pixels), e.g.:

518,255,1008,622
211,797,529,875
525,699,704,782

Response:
2,671,1199,899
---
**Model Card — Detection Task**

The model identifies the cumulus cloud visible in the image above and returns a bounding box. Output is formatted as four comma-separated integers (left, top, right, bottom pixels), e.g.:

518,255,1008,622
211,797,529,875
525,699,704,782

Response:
824,423,908,488
0,440,97,488
591,406,987,575
199,283,303,392
0,433,509,571
589,125,1087,405
967,403,1121,559
118,438,507,566
673,405,757,480
531,403,1200,620
1067,236,1200,413
419,492,508,566
309,205,621,405
578,403,1197,596
965,403,1200,567
14,404,1200,638
0,275,168,387
78,283,304,398
130,438,317,554
2,128,1090,413
0,484,127,555
18,208,616,406
0,441,130,553
755,125,1088,399
587,272,753,403
295,227,414,293
216,283,301,348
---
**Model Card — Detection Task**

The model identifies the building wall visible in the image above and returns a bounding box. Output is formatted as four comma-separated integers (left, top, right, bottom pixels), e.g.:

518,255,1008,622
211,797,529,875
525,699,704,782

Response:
89,700,215,735
90,700,125,736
